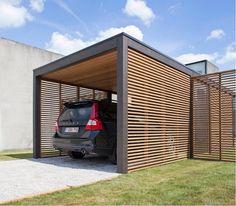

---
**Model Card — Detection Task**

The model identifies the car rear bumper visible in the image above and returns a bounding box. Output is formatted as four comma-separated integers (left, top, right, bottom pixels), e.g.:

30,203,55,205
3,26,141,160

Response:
53,138,94,154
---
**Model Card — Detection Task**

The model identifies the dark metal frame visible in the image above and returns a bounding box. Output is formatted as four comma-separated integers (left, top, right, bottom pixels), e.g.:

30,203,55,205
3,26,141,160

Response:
33,33,198,173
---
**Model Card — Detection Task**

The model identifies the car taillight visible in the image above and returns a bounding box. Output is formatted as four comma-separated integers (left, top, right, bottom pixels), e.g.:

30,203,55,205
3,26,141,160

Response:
85,102,103,130
55,121,59,132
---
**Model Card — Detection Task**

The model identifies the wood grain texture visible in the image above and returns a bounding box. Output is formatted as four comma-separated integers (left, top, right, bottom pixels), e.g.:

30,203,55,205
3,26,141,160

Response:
127,48,191,171
192,70,235,162
40,80,61,157
41,50,117,92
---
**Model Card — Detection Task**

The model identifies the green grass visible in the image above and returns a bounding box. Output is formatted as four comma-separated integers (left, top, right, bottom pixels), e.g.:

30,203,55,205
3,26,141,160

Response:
0,149,32,161
4,159,235,205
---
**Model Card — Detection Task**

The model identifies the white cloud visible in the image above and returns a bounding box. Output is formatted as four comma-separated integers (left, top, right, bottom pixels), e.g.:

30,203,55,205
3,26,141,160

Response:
176,53,218,64
46,32,93,55
97,25,143,41
176,43,236,67
46,25,144,55
216,43,236,64
29,0,45,13
207,29,225,40
0,0,22,5
124,0,155,26
0,0,32,28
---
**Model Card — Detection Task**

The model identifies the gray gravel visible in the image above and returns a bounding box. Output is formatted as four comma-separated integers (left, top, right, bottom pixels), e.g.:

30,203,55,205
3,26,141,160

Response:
0,155,119,203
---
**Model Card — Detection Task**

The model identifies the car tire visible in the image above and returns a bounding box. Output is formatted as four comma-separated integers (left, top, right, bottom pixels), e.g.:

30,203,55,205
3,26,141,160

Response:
109,146,117,165
68,151,85,159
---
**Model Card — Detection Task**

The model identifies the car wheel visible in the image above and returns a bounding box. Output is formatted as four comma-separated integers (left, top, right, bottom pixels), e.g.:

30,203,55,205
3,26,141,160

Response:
68,151,85,159
109,146,117,164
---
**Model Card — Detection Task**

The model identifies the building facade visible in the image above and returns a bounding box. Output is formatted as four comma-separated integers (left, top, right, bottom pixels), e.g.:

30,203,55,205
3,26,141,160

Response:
0,38,63,151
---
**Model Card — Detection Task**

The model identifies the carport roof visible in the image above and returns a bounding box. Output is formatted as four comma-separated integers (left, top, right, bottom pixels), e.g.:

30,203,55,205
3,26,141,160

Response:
34,33,198,80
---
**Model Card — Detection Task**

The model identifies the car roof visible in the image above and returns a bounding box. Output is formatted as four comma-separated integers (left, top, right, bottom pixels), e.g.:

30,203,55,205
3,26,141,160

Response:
64,99,115,108
64,100,94,107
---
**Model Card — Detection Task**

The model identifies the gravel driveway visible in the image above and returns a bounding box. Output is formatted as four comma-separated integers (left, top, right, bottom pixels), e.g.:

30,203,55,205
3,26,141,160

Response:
0,156,118,203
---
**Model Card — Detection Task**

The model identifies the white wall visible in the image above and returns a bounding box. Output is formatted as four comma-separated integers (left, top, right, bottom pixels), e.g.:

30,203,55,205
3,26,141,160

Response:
0,38,63,151
207,61,219,74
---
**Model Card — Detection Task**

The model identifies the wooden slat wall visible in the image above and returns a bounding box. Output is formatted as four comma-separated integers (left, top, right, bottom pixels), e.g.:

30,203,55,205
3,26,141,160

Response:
95,90,107,100
40,80,107,157
79,87,93,100
61,84,78,110
127,48,191,171
192,81,219,159
221,71,235,161
209,87,220,159
221,88,234,161
40,80,60,157
192,70,235,162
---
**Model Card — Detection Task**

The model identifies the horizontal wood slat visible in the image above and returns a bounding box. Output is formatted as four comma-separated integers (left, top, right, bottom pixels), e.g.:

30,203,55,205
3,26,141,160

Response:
40,80,61,157
192,70,235,162
127,48,191,171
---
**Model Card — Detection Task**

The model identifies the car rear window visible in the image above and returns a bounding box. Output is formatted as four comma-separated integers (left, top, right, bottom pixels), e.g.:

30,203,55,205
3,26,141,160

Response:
59,105,92,125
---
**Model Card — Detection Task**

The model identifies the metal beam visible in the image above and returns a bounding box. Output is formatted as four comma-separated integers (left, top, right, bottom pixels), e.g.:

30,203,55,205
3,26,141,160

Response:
34,33,198,78
34,35,120,77
125,34,198,77
33,74,41,158
116,35,128,173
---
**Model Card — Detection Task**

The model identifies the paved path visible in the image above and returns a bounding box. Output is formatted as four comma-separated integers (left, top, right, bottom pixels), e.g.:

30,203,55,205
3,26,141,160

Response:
0,156,118,203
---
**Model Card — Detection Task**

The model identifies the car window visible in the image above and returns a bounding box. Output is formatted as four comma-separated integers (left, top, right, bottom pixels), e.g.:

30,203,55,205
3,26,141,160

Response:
59,106,92,125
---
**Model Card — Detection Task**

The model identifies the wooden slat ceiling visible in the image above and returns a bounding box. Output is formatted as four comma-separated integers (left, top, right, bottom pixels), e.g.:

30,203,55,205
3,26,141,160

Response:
41,50,117,92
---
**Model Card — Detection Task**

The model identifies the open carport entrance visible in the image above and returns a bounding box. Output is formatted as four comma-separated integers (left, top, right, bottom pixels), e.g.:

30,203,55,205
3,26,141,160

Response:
34,35,127,173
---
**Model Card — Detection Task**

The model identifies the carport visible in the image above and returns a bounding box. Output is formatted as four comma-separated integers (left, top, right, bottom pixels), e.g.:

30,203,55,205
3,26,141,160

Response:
34,33,235,174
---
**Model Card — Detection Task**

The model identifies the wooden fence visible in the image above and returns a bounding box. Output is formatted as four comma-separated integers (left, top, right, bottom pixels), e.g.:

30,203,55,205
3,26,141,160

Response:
192,70,235,161
127,49,191,171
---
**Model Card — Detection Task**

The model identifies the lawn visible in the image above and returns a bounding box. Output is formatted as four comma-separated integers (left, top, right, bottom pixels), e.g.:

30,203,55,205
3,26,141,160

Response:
0,149,32,161
4,159,235,205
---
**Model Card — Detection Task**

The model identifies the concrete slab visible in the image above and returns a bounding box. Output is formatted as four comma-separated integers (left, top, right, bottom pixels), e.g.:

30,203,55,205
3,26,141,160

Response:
0,156,119,203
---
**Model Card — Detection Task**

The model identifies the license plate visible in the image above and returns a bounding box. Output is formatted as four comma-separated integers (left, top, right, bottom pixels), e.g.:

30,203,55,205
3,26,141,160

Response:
65,127,79,133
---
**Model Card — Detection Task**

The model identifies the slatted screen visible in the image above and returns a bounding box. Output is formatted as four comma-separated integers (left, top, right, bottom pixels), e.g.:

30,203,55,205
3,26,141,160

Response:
79,87,93,100
40,80,107,157
95,90,108,100
40,80,60,157
61,84,78,109
192,70,235,162
127,48,191,171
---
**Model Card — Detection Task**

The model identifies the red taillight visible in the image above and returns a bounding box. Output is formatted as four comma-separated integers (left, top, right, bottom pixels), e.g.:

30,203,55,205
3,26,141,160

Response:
85,102,103,130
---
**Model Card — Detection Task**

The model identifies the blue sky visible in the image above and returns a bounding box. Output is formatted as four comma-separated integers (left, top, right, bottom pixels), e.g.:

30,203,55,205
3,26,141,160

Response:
0,0,235,70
